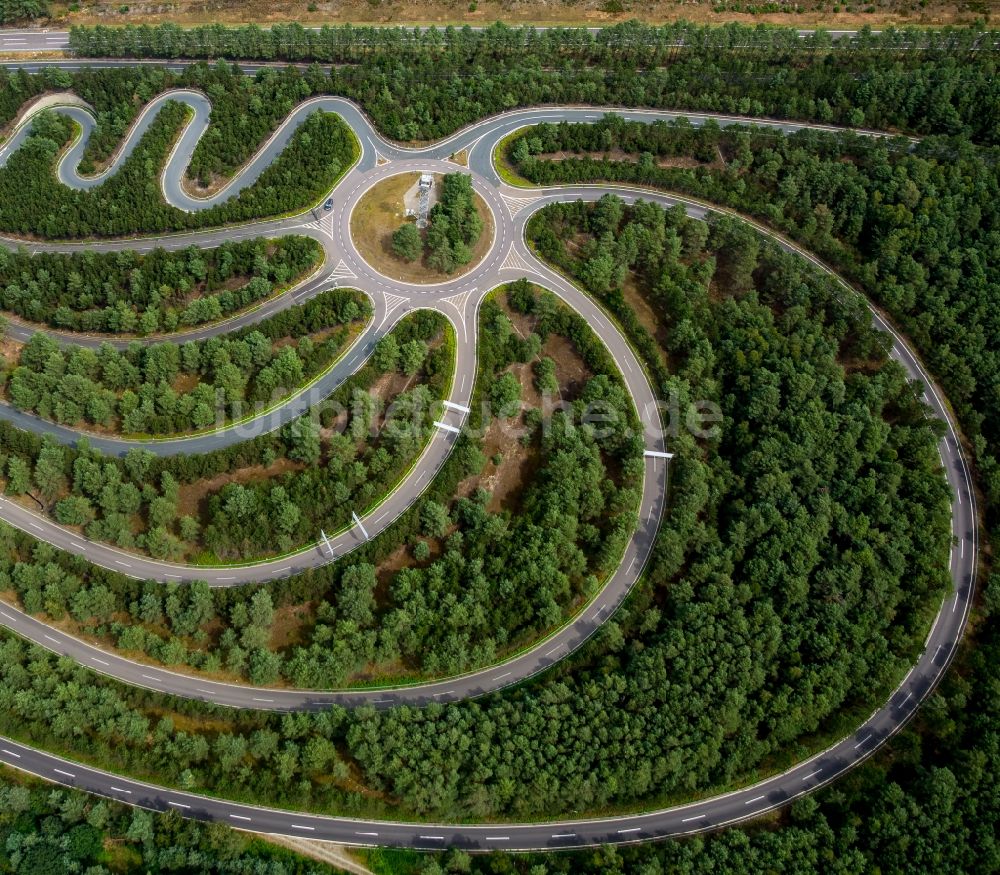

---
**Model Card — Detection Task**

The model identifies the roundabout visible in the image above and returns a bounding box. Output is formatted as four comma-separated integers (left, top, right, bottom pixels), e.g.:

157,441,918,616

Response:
348,169,496,285
0,84,979,851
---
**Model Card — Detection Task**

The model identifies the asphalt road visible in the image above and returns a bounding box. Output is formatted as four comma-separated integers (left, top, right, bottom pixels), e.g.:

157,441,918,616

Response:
0,27,885,55
0,86,980,850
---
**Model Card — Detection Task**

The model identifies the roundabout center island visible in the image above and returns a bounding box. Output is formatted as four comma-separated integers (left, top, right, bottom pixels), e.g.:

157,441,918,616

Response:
349,170,495,284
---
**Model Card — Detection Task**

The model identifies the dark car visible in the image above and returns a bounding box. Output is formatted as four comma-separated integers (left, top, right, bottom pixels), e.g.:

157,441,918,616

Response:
323,198,334,211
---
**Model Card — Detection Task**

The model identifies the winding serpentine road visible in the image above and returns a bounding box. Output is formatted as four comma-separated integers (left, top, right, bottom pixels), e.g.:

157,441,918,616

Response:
0,80,979,851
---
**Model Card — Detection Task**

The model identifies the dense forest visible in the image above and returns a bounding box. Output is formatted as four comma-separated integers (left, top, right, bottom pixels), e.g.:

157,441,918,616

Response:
0,0,43,25
504,118,1000,534
3,287,368,436
0,307,450,566
388,552,1000,873
0,24,992,870
0,235,321,334
393,173,484,273
0,103,355,238
0,283,640,687
0,201,951,824
63,22,1000,144
0,765,342,875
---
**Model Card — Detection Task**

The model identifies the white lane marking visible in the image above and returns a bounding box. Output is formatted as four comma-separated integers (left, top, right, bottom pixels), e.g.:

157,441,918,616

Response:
745,794,766,805
229,814,252,822
70,541,85,550
899,691,912,708
217,576,235,581
44,634,59,643
291,824,315,831
196,688,215,695
30,523,42,532
617,827,641,834
91,657,110,667
110,786,131,794
854,734,872,749
552,833,576,839
418,835,445,840
682,814,706,822
486,836,510,841
493,671,511,681
141,674,161,683
355,831,379,837
114,560,131,568
953,593,960,613
0,612,15,622
801,769,822,781
545,645,561,657
168,802,190,809
933,644,944,661
53,768,75,778
1,750,20,758
252,698,274,703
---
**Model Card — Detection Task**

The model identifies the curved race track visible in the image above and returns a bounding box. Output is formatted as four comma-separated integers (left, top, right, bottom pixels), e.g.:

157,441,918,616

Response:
0,78,979,850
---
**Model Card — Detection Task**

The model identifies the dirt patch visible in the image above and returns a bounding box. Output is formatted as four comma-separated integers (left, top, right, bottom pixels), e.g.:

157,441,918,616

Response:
38,1,983,31
175,457,304,520
535,147,722,172
458,295,595,513
268,600,314,651
450,149,469,167
350,171,494,284
170,372,200,394
621,273,670,369
255,836,373,875
180,170,231,199
0,336,20,370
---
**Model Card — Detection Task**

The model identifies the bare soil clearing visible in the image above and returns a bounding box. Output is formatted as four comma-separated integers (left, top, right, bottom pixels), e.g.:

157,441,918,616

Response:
38,1,985,31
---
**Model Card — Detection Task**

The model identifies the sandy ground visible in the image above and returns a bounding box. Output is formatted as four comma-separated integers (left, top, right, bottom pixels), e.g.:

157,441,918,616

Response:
36,0,991,30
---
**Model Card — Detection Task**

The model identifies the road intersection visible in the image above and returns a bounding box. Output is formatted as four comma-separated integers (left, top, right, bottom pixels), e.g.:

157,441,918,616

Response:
0,85,979,850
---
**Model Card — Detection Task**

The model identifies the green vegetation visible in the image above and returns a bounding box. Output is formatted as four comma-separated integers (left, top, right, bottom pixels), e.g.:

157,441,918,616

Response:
0,284,639,688
0,201,950,823
391,222,422,263
391,174,484,274
0,235,321,334
0,309,450,563
505,117,1000,533
0,0,44,25
425,173,483,273
0,103,355,238
381,547,1000,874
0,764,343,874
64,22,1000,144
3,287,369,436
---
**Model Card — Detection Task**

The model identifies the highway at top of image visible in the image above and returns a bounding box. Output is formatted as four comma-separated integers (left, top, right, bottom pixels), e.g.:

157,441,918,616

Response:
0,27,886,54
0,66,980,850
